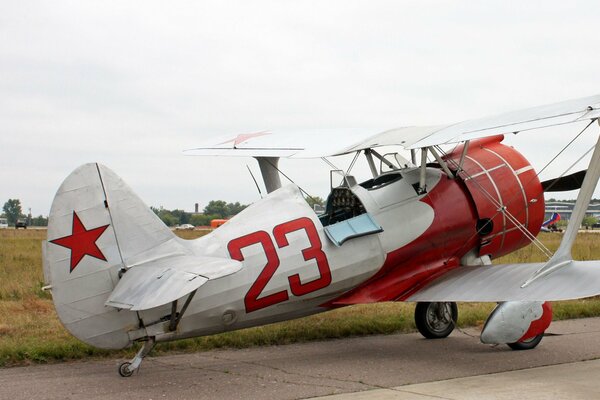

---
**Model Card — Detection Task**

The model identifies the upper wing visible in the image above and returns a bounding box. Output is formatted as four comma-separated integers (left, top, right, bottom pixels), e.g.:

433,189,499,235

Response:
184,94,600,158
407,260,600,302
406,93,600,149
183,128,388,158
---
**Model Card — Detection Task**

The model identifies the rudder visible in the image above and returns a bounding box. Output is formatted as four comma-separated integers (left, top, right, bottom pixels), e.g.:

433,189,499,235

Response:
44,163,179,349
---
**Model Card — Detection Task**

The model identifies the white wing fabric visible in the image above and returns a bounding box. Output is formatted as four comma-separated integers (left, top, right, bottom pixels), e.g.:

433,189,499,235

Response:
184,94,600,158
407,260,600,302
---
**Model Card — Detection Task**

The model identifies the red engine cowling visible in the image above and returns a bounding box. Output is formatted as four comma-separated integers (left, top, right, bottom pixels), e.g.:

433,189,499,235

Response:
444,135,545,259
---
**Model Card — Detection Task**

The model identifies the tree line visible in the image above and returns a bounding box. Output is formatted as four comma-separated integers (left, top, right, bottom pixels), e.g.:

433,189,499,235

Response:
1,198,247,228
2,199,47,226
151,200,248,227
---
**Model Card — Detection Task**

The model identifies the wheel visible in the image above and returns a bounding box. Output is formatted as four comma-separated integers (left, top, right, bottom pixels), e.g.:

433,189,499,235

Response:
507,333,543,350
119,362,134,377
415,302,458,339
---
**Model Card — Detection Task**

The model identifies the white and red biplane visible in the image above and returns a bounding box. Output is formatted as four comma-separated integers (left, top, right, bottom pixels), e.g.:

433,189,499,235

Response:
43,95,600,377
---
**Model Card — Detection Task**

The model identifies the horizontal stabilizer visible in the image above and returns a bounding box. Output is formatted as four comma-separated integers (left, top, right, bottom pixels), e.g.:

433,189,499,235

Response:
106,255,242,311
407,260,600,302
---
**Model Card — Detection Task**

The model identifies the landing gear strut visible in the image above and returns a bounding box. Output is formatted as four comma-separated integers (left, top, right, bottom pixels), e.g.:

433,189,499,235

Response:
415,302,458,339
118,337,155,377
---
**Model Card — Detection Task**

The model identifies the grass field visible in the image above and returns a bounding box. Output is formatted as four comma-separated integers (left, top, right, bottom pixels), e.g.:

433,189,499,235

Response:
1,229,600,367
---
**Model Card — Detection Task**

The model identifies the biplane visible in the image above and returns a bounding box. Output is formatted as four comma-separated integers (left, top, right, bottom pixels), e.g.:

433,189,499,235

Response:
43,94,600,377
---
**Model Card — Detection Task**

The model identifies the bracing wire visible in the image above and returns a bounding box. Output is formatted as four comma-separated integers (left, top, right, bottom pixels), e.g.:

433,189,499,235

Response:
246,165,263,199
439,146,553,259
437,120,596,262
346,151,361,175
264,158,321,203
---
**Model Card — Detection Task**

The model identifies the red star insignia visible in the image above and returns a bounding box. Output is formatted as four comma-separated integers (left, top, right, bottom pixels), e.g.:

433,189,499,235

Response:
50,212,110,273
218,131,270,148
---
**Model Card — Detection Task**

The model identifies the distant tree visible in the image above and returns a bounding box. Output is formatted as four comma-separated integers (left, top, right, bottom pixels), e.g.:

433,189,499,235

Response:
582,215,598,228
151,206,179,226
3,199,22,225
190,213,220,227
150,201,247,226
305,196,325,210
203,201,229,218
226,202,247,216
161,212,179,227
31,215,48,227
170,209,191,225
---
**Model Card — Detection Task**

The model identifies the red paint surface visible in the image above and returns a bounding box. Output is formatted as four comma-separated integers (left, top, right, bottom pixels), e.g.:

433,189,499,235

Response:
445,135,545,258
228,218,333,313
519,301,553,342
328,174,479,305
228,230,288,313
49,212,109,272
327,136,545,306
274,217,332,296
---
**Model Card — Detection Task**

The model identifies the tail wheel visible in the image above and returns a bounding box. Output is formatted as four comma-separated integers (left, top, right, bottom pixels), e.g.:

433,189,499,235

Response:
415,302,458,339
118,362,134,377
507,334,544,350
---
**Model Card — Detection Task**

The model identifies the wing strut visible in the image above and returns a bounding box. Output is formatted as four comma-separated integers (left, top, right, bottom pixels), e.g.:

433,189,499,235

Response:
415,146,458,194
523,119,600,287
364,149,379,178
419,148,428,193
458,140,470,173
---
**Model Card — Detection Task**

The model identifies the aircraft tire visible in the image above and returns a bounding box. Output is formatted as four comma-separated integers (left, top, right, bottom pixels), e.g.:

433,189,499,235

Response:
119,362,134,377
507,333,543,350
414,302,458,339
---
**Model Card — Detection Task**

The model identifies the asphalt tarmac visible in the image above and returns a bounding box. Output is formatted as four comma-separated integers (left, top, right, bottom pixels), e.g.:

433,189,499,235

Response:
2,317,600,400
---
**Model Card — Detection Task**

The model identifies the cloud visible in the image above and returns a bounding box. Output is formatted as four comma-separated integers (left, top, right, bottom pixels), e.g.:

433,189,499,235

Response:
2,1,600,214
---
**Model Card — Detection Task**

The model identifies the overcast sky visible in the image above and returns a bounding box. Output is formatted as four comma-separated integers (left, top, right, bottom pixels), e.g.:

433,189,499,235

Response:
2,1,600,216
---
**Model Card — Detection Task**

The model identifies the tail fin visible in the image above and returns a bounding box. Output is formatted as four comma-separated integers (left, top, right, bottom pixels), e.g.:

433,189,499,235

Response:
542,212,561,227
44,163,178,349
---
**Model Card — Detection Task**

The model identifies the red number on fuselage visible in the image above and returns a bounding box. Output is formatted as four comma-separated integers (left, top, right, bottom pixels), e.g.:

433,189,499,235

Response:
227,218,332,313
273,217,332,297
227,231,288,313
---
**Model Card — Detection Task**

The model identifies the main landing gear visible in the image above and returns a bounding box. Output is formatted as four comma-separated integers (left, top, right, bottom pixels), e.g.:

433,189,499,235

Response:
118,337,155,377
414,302,458,339
415,302,545,350
507,334,544,350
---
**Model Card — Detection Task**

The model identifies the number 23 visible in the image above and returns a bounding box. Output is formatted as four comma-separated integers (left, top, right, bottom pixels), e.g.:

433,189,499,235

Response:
227,217,332,313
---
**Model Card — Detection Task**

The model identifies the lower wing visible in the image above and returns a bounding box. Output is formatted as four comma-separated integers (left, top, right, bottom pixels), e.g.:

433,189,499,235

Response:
407,260,600,302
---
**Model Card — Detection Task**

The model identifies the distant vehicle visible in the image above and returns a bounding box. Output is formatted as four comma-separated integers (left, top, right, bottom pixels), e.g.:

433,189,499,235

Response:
175,224,195,230
210,219,228,229
15,219,27,229
0,218,7,229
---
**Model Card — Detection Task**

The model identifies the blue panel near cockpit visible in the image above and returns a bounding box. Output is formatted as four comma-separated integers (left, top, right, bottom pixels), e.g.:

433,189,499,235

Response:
324,213,383,247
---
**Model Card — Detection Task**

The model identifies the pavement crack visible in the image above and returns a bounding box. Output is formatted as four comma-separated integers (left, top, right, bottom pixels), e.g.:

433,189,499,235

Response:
150,357,356,392
207,353,379,390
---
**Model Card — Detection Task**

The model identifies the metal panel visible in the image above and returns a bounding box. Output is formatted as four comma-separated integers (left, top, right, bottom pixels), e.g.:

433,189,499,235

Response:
407,260,600,302
106,255,242,311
